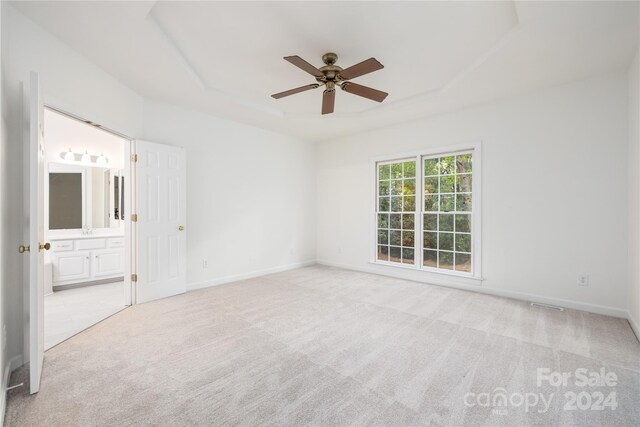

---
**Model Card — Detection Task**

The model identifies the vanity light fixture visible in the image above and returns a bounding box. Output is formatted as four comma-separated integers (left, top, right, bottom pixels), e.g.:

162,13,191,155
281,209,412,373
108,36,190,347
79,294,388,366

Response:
63,148,75,162
96,153,108,166
81,150,91,163
59,149,109,166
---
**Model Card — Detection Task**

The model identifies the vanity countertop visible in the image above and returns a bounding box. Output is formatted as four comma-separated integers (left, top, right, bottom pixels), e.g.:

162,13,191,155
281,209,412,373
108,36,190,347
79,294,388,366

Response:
48,234,124,241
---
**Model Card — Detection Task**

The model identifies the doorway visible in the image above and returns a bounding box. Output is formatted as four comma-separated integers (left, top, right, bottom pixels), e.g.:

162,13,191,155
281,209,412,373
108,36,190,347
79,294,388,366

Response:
23,72,187,393
42,108,132,349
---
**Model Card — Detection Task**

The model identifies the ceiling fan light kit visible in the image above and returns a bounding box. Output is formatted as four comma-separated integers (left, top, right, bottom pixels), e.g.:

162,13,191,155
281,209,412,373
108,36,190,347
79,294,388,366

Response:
272,52,388,115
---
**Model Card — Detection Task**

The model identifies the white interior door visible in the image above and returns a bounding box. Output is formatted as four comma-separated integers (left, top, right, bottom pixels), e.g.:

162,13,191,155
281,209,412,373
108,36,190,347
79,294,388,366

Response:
134,140,186,303
27,72,46,394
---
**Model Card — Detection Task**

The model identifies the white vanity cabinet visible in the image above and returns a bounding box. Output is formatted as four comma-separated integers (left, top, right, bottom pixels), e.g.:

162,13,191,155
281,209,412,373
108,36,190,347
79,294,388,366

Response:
50,236,124,287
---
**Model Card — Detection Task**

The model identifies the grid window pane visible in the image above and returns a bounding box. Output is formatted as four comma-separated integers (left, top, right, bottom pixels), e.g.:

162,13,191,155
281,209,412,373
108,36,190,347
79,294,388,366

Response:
391,196,403,212
402,214,415,230
440,175,455,193
379,164,391,180
420,152,474,274
390,246,402,262
403,196,415,211
424,176,438,194
424,158,439,176
425,194,439,211
456,154,472,173
390,230,402,246
424,214,437,231
455,214,471,233
391,180,403,195
456,194,472,212
379,180,390,196
438,232,454,251
439,251,454,269
455,253,471,272
441,195,455,212
402,248,414,264
378,230,389,245
390,213,401,229
440,156,456,175
439,214,454,232
424,232,437,249
402,230,414,247
403,162,416,178
455,233,471,252
403,179,416,195
379,197,389,211
423,250,437,267
377,245,389,261
456,174,472,192
377,160,417,266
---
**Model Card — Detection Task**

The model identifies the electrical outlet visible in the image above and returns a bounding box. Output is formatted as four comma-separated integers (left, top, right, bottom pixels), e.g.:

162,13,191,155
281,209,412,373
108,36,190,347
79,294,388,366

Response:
578,274,589,287
202,259,208,269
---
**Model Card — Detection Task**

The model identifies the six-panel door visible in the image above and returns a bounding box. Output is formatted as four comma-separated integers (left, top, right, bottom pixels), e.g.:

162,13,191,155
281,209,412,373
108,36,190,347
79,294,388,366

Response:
135,140,186,303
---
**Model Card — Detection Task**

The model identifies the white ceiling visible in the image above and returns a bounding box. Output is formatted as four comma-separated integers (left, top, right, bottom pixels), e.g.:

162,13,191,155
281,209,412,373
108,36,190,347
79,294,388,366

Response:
12,1,640,142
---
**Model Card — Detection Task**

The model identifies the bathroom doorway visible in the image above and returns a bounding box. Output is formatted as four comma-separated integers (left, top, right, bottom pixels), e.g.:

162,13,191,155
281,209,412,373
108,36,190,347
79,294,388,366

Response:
42,107,132,349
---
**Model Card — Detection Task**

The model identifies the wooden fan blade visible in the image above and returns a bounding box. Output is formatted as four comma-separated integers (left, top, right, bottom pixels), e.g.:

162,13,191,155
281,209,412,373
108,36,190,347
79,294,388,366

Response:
322,90,335,115
284,55,324,78
339,58,384,80
342,82,388,102
271,84,319,99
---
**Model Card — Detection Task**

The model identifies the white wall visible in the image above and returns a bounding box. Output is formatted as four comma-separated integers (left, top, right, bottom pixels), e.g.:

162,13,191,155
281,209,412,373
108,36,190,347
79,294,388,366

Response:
141,100,317,289
628,50,640,336
316,71,630,317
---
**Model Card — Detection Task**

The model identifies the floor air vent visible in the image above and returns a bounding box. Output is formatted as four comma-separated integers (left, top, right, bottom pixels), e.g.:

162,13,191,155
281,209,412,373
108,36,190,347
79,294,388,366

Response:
530,302,564,311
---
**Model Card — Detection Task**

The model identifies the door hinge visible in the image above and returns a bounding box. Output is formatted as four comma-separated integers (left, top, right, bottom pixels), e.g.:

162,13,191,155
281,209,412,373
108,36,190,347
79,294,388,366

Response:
131,154,138,162
131,274,138,282
131,214,138,222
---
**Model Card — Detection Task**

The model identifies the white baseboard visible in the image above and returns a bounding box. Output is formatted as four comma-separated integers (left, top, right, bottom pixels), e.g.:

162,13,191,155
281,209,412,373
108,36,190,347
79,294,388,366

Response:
317,260,628,318
628,312,640,342
1,355,23,427
187,260,317,292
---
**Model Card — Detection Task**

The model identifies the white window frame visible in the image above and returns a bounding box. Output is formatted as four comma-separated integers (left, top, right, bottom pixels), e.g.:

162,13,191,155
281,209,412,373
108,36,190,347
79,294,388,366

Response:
370,141,482,282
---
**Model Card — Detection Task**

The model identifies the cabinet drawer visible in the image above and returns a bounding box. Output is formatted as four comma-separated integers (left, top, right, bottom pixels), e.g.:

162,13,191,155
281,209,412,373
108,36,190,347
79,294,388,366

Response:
108,238,124,248
51,240,74,252
76,238,106,250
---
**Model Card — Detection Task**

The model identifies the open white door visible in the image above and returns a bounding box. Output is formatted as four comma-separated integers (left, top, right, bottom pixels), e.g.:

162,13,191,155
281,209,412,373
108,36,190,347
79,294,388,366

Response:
134,140,186,303
26,72,46,394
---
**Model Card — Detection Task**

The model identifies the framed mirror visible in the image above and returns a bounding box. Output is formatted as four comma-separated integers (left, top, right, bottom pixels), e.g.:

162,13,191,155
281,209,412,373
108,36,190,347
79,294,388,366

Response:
47,163,124,231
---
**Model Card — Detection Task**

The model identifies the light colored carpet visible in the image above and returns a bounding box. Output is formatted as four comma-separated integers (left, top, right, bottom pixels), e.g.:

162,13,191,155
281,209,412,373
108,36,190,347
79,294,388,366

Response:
5,265,640,426
45,281,127,349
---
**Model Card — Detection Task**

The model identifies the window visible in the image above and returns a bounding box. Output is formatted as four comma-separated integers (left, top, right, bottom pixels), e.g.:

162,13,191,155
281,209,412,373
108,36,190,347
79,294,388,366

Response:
374,146,480,278
376,160,417,265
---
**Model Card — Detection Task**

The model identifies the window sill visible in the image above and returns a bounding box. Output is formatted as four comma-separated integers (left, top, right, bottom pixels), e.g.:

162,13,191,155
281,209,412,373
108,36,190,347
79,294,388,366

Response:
368,260,484,284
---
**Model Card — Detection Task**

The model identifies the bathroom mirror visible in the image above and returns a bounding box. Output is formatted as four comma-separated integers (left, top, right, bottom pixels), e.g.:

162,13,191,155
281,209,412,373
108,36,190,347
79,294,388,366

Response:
48,163,124,230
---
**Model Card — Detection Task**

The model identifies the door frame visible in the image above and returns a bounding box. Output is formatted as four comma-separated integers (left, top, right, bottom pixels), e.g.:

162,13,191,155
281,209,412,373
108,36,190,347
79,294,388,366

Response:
23,102,136,370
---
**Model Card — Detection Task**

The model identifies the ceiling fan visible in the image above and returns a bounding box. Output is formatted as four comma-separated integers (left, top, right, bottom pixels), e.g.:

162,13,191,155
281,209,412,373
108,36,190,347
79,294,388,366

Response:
271,52,388,115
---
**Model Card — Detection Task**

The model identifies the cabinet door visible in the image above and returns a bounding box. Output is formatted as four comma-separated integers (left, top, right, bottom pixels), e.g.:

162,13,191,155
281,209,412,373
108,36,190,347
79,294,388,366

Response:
53,252,91,282
93,249,124,278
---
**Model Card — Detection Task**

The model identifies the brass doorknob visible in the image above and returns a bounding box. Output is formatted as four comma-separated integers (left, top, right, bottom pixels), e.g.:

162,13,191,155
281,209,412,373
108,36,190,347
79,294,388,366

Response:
178,226,185,231
18,245,30,254
39,242,51,252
